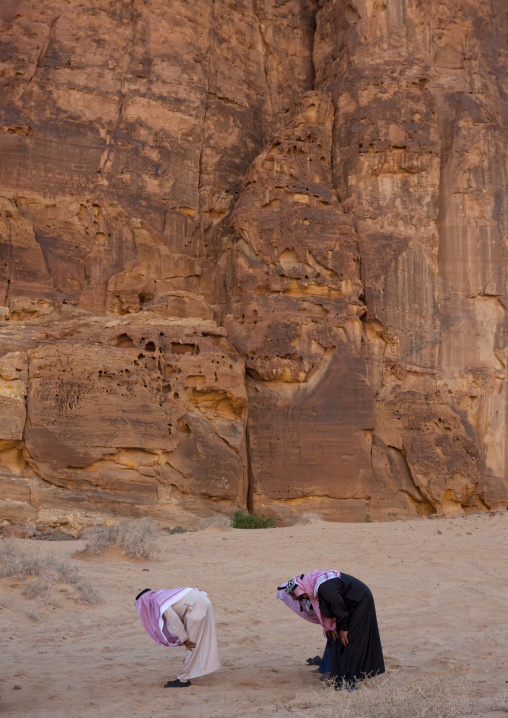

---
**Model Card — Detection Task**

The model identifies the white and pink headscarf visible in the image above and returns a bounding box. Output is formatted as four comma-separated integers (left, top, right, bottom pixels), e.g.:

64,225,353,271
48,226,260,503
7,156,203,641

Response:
135,587,204,647
294,570,341,632
276,583,320,625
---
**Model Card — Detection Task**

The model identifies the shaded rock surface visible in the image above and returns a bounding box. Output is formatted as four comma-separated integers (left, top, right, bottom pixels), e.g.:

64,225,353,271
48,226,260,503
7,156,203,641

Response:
0,0,507,523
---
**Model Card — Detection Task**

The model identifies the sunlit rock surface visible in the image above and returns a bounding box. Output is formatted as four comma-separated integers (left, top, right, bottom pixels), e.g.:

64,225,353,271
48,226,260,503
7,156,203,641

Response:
0,0,507,523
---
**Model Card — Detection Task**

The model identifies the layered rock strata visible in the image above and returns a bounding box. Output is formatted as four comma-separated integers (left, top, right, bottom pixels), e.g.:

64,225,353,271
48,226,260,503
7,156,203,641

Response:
0,0,507,524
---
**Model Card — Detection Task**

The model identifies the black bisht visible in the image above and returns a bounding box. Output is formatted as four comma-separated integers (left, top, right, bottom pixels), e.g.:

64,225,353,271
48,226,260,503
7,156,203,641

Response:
317,574,385,685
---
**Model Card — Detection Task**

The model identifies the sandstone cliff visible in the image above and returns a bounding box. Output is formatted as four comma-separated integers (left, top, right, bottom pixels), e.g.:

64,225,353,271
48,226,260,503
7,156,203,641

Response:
0,0,507,525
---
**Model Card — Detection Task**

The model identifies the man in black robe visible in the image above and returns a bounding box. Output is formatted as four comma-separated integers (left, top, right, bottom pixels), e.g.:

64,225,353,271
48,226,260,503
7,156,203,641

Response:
289,571,385,689
318,573,384,687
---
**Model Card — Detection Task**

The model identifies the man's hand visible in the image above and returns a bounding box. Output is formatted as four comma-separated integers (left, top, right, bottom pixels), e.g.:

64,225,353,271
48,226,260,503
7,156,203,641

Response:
340,629,348,647
183,639,196,651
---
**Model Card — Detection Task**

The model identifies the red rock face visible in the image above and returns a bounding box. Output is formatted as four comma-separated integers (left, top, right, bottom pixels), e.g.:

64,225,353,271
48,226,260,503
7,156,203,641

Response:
0,0,507,523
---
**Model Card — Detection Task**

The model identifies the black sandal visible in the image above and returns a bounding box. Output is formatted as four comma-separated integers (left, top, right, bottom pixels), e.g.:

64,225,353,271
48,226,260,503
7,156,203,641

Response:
306,655,322,666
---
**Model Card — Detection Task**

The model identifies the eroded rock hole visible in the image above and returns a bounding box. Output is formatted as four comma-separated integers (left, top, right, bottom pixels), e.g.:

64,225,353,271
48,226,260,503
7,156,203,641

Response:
114,333,134,348
178,420,191,434
171,343,200,355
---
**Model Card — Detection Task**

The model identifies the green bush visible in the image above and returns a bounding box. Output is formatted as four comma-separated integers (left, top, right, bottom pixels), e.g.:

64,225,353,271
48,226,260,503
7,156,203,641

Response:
231,510,275,529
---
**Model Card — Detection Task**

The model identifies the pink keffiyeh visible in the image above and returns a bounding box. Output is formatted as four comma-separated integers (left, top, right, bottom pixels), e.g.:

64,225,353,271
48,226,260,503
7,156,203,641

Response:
276,585,320,625
295,570,341,633
135,587,202,647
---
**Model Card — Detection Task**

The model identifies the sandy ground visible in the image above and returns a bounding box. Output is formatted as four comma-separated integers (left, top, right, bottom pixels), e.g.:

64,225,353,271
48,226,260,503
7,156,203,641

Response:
1,512,507,718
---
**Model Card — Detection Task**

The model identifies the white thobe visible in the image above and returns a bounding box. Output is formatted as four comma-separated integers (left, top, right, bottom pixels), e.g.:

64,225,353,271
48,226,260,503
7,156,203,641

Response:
163,589,221,681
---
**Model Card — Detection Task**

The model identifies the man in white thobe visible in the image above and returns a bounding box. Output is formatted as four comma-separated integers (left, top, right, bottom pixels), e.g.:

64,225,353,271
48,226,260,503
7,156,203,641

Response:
162,588,221,687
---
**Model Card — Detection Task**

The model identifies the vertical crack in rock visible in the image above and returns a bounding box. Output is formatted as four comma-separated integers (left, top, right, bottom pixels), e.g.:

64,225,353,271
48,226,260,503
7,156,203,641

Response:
17,15,61,104
308,1,318,91
252,0,274,138
195,0,216,277
197,0,215,202
98,0,136,179
245,420,255,513
4,208,14,307
0,197,57,317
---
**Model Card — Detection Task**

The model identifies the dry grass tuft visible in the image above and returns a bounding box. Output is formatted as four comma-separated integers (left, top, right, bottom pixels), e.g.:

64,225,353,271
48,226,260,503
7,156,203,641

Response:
25,609,41,622
491,691,508,713
313,671,474,718
74,579,103,605
0,541,103,606
0,592,13,608
82,518,162,559
0,542,48,579
117,519,162,559
22,576,52,601
81,524,119,554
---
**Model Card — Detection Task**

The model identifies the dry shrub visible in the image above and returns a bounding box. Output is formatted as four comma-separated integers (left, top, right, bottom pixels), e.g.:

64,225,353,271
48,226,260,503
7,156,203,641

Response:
81,524,119,554
0,541,103,606
22,576,52,601
314,671,474,718
0,592,13,608
117,519,162,559
25,609,41,622
75,579,103,605
82,518,162,559
0,542,47,578
492,691,508,713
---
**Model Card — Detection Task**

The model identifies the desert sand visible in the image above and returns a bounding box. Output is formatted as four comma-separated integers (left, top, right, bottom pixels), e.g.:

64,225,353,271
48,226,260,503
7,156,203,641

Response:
1,512,507,718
